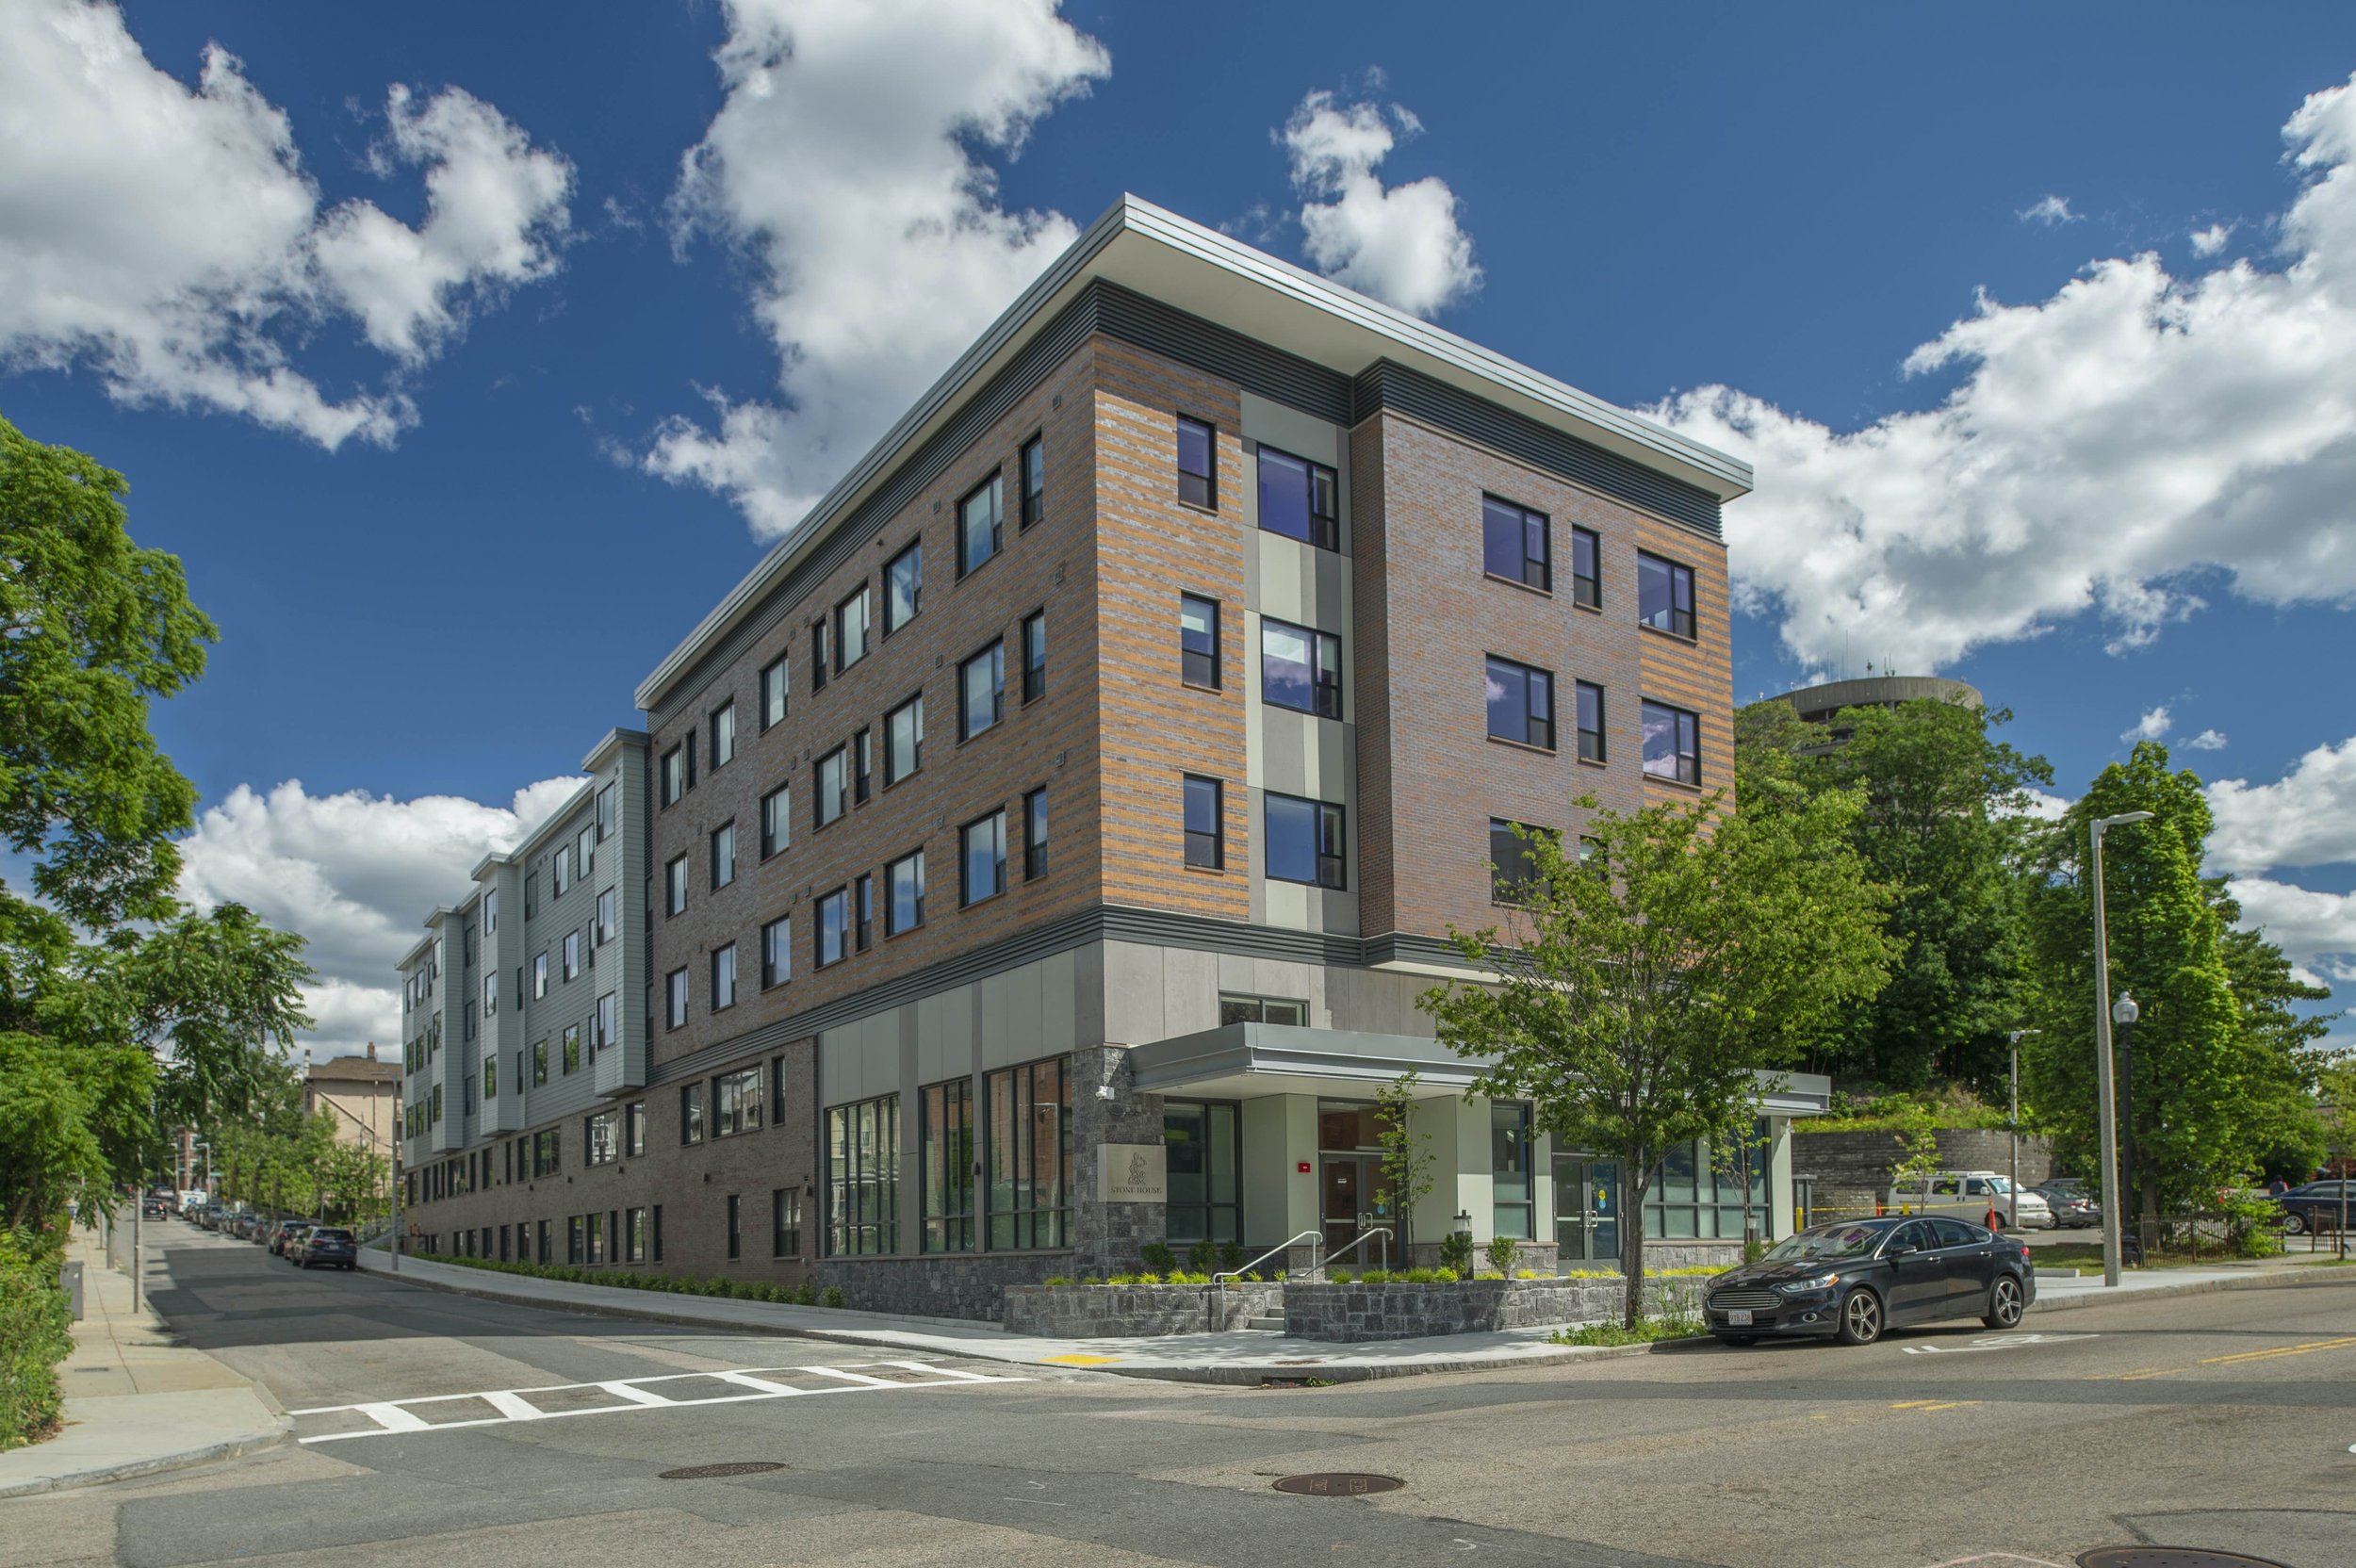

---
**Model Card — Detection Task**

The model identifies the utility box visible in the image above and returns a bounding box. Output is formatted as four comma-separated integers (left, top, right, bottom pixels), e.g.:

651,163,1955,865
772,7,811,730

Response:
60,1259,84,1321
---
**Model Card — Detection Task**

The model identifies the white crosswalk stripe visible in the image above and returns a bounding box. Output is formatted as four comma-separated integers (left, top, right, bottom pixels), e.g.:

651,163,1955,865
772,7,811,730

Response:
289,1360,1025,1445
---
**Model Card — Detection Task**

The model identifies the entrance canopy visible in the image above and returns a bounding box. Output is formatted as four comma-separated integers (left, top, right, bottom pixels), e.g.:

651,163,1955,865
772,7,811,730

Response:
1126,1022,1833,1114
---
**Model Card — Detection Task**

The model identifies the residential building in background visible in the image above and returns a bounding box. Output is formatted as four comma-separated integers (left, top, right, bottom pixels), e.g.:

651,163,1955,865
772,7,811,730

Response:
395,197,1822,1314
303,1044,398,1152
1775,674,1984,751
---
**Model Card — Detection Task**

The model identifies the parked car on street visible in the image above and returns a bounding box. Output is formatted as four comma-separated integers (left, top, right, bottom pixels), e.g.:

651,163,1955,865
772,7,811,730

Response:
298,1228,357,1270
2032,1184,2101,1228
1888,1171,2053,1230
2270,1181,2354,1233
271,1220,314,1257
1704,1216,2037,1348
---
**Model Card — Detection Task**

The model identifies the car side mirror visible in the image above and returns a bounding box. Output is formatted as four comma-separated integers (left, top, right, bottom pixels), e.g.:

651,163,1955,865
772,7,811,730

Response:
1887,1242,1915,1258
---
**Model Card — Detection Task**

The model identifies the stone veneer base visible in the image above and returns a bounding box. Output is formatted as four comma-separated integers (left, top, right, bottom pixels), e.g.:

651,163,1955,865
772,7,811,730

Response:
1284,1275,1709,1342
1003,1282,1283,1336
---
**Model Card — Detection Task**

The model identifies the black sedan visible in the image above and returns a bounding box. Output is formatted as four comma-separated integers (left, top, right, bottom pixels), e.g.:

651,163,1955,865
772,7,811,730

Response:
2271,1181,2354,1233
297,1227,358,1270
1703,1216,2036,1348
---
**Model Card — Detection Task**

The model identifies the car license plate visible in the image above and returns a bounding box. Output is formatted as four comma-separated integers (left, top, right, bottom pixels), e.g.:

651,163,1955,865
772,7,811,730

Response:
1726,1309,1754,1326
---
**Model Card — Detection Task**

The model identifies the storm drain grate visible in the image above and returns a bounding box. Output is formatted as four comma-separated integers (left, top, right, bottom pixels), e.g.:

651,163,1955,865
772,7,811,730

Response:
1272,1473,1403,1497
2077,1550,2288,1568
657,1462,788,1480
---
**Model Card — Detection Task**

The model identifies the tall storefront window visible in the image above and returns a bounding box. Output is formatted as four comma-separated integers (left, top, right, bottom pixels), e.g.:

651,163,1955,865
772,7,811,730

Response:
826,1094,899,1256
1163,1101,1240,1244
1491,1102,1533,1241
1643,1124,1769,1240
922,1078,975,1253
985,1056,1070,1250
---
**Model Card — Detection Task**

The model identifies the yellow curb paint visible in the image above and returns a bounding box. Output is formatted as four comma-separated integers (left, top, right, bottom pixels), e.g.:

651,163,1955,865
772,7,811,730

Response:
1039,1354,1122,1366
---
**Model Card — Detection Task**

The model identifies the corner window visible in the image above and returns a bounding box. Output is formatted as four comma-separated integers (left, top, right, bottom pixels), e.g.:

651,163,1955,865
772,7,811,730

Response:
1179,594,1220,689
1264,792,1345,890
761,914,792,988
883,694,924,785
663,854,687,917
816,745,848,826
1020,434,1044,530
985,1056,1071,1249
1576,681,1606,763
711,821,736,890
960,810,1006,906
885,541,922,634
1570,526,1601,609
1023,788,1048,881
711,942,737,1011
1257,446,1338,550
887,849,925,936
1638,552,1696,639
958,472,1003,576
1485,655,1556,750
825,1093,899,1257
1183,775,1223,870
1176,416,1216,510
1641,699,1702,785
1482,495,1549,590
761,654,790,729
711,700,736,768
760,784,791,858
835,586,870,671
958,641,1004,741
815,886,849,968
664,969,688,1030
1021,610,1046,704
1260,618,1342,719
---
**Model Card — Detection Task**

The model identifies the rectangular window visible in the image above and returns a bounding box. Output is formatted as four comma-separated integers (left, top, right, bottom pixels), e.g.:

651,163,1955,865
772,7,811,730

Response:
625,1101,646,1158
679,1082,705,1146
568,1216,585,1266
826,1093,900,1257
651,1206,663,1263
811,619,829,691
815,746,848,826
1492,1102,1534,1240
957,472,1003,576
852,727,872,806
922,1077,974,1253
1482,495,1549,590
958,642,1004,741
1264,792,1346,890
816,886,849,967
1641,699,1703,785
725,1195,742,1260
772,1189,802,1258
664,967,689,1030
664,855,687,917
1179,595,1220,689
595,888,615,945
483,972,497,1017
1163,1101,1241,1245
1576,681,1606,762
1256,445,1339,550
1183,775,1223,870
714,1066,762,1136
834,586,870,672
886,850,925,936
1638,552,1697,639
463,919,476,967
553,843,573,896
855,873,874,952
626,1206,647,1263
483,1055,497,1100
986,1056,1071,1250
884,694,924,785
761,654,790,729
960,810,1006,906
484,889,498,934
1176,416,1216,509
761,914,792,988
661,745,684,807
532,952,548,999
463,1001,477,1041
562,930,581,981
1019,434,1044,530
586,1110,617,1166
711,821,736,889
532,1037,548,1086
1021,611,1046,704
562,1023,581,1074
1643,1127,1769,1242
1485,655,1556,749
711,700,737,769
1570,526,1601,609
1489,819,1551,905
711,942,737,1011
760,783,792,858
1023,788,1048,881
885,540,922,633
597,782,616,841
1260,617,1342,719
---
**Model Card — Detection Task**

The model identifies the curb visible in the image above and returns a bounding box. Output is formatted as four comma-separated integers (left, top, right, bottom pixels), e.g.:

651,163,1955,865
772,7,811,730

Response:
0,1413,293,1501
1101,1334,1718,1386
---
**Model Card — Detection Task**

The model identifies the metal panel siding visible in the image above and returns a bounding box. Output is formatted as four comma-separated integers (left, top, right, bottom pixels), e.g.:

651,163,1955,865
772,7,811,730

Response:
1091,282,1355,424
1350,361,1723,539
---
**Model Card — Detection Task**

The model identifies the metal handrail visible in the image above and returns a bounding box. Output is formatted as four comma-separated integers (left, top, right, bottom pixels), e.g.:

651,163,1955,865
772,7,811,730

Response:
1325,1225,1393,1275
1207,1230,1322,1331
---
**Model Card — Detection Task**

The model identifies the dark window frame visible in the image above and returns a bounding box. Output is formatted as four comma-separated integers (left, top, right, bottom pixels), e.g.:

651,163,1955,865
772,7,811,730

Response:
960,809,1007,908
1570,526,1601,609
1023,787,1048,881
1256,444,1339,551
1638,551,1698,640
957,640,1005,742
1259,615,1343,719
984,1055,1072,1250
1481,494,1551,592
884,540,923,635
1179,594,1220,690
1641,698,1704,785
1183,775,1224,871
1485,654,1557,751
884,692,924,785
761,913,792,988
885,848,925,936
834,584,871,672
957,470,1005,578
815,885,850,968
921,1076,975,1254
1176,416,1217,511
760,654,791,730
1576,680,1607,763
1019,433,1045,531
1264,791,1347,890
1021,610,1046,704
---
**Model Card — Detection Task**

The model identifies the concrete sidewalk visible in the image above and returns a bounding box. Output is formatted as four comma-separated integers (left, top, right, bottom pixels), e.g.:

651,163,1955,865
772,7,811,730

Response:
359,1247,2351,1386
0,1232,289,1501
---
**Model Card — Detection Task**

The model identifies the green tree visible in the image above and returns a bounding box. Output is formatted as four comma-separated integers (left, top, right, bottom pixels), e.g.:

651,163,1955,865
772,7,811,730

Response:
1370,1071,1437,1262
1421,794,1894,1327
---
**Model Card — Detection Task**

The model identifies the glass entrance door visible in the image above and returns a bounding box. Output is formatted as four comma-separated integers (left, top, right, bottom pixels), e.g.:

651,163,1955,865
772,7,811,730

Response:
1553,1156,1622,1266
1320,1155,1392,1260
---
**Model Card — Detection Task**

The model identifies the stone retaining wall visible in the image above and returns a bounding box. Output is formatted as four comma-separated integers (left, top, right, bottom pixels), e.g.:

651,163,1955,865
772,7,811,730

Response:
816,1253,1062,1323
1285,1275,1709,1343
1792,1128,2054,1199
1003,1282,1282,1337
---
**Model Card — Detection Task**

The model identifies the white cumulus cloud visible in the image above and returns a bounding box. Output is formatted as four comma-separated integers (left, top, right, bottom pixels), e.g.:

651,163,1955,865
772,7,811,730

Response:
2191,220,2236,256
2182,727,2229,750
1656,69,2356,673
643,0,1109,539
2226,877,2356,990
176,776,582,1056
2209,736,2356,874
0,0,573,447
1283,87,1481,318
2123,705,2172,743
2019,194,2082,226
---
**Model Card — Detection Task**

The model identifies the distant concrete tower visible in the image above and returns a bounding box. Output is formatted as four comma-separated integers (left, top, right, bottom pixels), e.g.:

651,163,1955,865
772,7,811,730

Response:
1774,675,1983,749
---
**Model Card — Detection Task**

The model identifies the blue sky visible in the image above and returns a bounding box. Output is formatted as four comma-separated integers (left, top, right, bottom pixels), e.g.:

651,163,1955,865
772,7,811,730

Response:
5,0,2353,1054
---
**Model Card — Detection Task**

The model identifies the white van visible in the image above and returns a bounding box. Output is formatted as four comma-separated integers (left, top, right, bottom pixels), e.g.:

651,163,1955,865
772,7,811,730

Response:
1889,1170,2052,1231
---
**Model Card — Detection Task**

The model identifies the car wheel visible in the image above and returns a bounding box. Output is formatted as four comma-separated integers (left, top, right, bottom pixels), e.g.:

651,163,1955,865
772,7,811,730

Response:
1982,1275,2026,1330
1835,1289,1884,1347
2282,1212,2309,1235
1716,1334,1759,1348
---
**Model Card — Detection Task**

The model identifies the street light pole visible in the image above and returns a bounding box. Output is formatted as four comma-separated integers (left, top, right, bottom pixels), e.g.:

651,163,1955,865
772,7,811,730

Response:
2091,810,2153,1289
2007,1029,2038,1231
2113,992,2141,1263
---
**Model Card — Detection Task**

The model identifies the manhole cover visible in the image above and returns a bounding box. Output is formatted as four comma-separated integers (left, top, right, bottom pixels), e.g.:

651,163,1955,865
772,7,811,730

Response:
1272,1473,1404,1496
657,1462,788,1480
2077,1550,2287,1568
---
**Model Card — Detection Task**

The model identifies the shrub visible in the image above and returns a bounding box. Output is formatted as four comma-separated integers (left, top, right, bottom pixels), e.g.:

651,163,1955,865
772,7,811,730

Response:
1431,1266,1460,1283
1400,1267,1433,1283
1107,1272,1138,1285
1139,1242,1177,1275
1360,1268,1391,1284
1080,1275,1104,1287
1438,1231,1476,1277
1217,1241,1245,1273
1546,1315,1706,1348
1514,1269,1541,1280
793,1282,817,1306
1484,1235,1519,1276
820,1286,844,1309
0,1231,71,1451
1475,1270,1504,1282
1184,1239,1215,1274
1136,1272,1165,1285
1042,1275,1075,1287
1328,1268,1352,1284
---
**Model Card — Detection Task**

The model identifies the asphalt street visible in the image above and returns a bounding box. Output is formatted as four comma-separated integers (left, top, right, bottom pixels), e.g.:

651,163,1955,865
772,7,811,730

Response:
7,1229,2355,1568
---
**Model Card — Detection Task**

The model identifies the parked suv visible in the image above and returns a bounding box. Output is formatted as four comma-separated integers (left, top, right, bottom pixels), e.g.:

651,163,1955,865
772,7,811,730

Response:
298,1228,357,1270
1889,1171,2052,1230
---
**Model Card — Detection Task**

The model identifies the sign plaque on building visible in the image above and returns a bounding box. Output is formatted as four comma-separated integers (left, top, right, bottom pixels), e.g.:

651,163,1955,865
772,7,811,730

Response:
1099,1143,1168,1203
